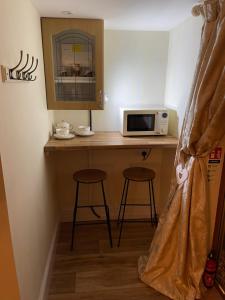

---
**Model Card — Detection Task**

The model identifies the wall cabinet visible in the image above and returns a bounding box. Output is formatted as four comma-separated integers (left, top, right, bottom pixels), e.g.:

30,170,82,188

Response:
41,18,104,110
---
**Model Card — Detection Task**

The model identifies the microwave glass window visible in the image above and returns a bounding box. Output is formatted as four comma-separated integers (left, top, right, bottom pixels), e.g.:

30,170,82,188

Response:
127,114,155,131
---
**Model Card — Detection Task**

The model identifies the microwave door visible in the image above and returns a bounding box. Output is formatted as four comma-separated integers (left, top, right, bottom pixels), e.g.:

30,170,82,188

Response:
127,114,155,133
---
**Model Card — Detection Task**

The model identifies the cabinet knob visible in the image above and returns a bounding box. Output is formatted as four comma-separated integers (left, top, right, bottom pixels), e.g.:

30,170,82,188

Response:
99,89,103,104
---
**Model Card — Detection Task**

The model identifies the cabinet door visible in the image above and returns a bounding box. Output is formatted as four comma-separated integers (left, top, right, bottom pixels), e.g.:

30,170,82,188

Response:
41,18,104,110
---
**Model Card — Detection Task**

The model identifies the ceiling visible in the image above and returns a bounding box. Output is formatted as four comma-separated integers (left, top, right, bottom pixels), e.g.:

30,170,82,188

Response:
32,0,197,31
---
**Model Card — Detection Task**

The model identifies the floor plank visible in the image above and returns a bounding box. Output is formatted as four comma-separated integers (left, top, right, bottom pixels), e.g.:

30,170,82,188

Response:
49,273,76,295
47,222,223,300
48,286,166,300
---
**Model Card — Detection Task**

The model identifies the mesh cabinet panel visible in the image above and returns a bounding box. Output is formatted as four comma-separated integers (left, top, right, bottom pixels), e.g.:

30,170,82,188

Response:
53,30,96,102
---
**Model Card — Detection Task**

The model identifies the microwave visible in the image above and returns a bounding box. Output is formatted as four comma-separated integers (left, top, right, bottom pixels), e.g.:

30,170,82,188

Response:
120,107,169,136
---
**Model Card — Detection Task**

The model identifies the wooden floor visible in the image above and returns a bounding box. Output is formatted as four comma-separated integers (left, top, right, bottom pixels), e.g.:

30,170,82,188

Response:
47,222,223,300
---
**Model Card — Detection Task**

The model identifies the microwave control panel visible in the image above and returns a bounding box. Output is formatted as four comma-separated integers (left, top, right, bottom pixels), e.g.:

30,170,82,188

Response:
155,111,168,135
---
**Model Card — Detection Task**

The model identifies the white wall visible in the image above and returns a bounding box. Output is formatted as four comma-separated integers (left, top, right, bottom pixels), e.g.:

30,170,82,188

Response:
165,16,203,135
53,30,169,131
0,0,58,299
53,20,202,136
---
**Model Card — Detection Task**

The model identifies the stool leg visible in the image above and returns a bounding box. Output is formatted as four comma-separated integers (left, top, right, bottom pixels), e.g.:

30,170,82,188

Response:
117,178,128,225
150,179,158,224
148,180,153,224
70,181,79,251
117,179,129,247
101,181,113,248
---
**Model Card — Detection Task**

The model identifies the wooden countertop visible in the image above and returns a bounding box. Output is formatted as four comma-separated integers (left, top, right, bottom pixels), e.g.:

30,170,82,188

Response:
44,132,178,153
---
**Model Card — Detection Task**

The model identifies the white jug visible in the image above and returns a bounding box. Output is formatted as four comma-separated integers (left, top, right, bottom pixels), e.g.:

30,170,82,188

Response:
55,120,73,130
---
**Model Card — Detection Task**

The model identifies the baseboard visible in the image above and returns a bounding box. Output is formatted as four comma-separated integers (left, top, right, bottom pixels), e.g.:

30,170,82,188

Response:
38,222,59,300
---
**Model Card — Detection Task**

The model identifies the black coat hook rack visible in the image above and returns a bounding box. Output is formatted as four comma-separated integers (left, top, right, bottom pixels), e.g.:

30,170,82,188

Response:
1,50,39,82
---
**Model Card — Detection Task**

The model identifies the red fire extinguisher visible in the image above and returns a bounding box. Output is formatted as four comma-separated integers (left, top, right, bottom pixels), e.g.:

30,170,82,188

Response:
202,251,217,288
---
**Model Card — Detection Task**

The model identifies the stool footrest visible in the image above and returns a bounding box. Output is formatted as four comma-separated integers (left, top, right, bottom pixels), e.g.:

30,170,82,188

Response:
77,205,106,208
74,221,109,226
118,218,158,224
77,205,108,219
120,203,152,207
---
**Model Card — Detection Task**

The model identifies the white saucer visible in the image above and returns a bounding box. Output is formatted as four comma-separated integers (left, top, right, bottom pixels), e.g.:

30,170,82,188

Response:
53,133,75,140
75,131,95,137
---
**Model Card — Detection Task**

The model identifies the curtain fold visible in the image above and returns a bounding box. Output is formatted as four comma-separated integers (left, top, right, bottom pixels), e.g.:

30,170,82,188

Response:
138,1,225,299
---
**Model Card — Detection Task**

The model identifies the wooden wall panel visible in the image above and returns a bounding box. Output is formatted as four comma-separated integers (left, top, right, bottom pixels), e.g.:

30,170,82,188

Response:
53,148,175,222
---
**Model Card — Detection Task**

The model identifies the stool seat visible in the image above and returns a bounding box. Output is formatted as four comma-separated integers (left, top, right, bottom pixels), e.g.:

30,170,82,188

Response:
123,167,155,182
73,169,107,183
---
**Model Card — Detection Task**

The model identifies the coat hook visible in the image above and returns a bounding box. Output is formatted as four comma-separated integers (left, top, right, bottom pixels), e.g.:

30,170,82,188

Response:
16,54,29,80
2,51,38,82
9,50,23,79
29,75,37,81
27,58,38,81
22,56,34,80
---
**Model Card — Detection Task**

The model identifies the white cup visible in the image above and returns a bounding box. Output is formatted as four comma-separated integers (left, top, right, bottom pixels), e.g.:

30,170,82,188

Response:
77,125,90,134
56,128,69,136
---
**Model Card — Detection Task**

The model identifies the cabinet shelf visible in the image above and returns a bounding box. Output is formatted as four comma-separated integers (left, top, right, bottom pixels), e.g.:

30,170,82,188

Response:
55,76,96,83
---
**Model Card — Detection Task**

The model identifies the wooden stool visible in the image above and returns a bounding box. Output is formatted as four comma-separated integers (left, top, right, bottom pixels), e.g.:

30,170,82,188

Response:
117,167,158,247
71,169,113,250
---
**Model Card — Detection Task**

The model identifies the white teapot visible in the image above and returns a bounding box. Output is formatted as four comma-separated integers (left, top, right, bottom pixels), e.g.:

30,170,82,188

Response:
55,120,73,136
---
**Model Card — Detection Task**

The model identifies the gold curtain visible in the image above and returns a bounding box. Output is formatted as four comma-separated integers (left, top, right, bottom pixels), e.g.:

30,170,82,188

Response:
138,0,225,299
